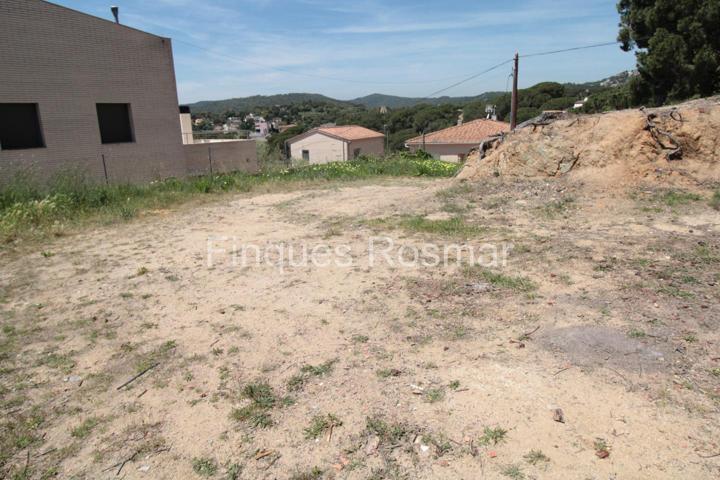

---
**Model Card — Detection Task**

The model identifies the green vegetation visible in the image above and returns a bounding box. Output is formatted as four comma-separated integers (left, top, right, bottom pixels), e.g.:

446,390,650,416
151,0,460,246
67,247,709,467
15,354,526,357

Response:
654,190,702,207
710,189,720,210
290,467,324,480
617,0,720,106
230,381,277,429
501,464,525,480
303,413,342,440
287,359,337,391
0,154,458,244
398,215,484,237
538,198,575,218
478,426,508,446
424,387,445,403
192,457,218,477
524,449,550,465
70,417,101,439
366,415,412,444
468,268,538,293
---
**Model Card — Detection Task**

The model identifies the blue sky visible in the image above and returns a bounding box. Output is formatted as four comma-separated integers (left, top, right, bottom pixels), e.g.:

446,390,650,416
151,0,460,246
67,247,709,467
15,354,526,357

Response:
53,0,636,103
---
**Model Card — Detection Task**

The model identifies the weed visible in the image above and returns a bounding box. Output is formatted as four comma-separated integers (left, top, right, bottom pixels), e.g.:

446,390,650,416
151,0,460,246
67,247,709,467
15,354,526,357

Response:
711,190,720,210
479,426,507,446
501,464,525,480
469,268,537,293
288,359,337,391
241,382,276,408
135,266,149,276
230,381,277,428
594,438,610,457
290,467,324,480
524,449,550,465
71,417,100,439
448,380,460,390
538,197,575,218
225,463,242,480
710,368,720,377
655,190,702,207
684,334,698,343
304,413,342,440
37,351,75,374
192,457,218,477
351,334,370,344
366,415,412,444
398,215,484,238
424,388,445,403
376,368,402,378
628,328,646,338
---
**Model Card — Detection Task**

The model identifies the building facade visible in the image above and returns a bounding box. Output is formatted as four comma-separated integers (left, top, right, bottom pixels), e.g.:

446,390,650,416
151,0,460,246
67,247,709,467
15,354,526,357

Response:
405,119,510,163
287,126,385,164
0,0,188,183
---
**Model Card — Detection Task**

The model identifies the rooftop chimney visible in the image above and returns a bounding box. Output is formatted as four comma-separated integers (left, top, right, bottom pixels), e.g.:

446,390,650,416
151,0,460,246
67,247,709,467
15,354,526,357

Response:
111,6,119,24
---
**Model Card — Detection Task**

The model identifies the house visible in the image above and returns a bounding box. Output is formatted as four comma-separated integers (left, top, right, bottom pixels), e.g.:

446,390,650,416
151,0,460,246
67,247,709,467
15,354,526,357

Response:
0,0,258,183
287,125,385,164
405,119,510,163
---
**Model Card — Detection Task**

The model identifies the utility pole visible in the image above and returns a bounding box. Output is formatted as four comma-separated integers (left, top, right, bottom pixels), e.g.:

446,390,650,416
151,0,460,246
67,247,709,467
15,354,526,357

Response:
510,52,519,130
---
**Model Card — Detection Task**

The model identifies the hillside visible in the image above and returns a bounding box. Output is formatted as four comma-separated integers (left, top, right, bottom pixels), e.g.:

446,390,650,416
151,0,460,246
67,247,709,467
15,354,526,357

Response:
349,92,504,108
187,93,348,114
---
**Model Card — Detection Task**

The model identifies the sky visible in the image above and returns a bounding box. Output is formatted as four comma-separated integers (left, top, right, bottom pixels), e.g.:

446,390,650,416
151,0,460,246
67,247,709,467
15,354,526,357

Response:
52,0,637,103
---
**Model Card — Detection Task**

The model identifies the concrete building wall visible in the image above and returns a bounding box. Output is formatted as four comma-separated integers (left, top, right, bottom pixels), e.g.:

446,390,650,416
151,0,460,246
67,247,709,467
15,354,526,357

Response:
184,140,258,176
179,113,193,145
347,137,384,158
289,133,346,164
0,0,185,184
407,143,478,163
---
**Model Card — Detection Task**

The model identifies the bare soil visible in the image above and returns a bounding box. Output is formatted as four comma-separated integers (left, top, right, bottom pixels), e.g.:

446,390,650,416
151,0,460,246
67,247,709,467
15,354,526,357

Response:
1,176,719,479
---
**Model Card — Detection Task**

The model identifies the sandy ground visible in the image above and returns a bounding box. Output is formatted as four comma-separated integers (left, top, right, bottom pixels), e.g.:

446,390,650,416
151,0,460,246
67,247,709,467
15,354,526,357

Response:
1,177,719,479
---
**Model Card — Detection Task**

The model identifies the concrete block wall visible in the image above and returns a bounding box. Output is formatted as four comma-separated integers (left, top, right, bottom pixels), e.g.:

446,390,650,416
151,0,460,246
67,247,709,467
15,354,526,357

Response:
0,0,186,184
184,141,259,176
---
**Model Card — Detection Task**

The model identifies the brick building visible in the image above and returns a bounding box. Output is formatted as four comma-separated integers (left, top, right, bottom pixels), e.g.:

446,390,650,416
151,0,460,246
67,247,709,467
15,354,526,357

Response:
0,0,257,183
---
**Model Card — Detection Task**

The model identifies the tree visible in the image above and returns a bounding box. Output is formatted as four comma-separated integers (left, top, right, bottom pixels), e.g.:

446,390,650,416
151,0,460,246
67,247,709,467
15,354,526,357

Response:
618,0,720,105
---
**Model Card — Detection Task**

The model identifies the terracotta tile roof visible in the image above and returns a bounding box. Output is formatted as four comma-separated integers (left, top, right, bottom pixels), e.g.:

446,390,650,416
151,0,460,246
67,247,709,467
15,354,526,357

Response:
405,119,510,145
316,125,385,141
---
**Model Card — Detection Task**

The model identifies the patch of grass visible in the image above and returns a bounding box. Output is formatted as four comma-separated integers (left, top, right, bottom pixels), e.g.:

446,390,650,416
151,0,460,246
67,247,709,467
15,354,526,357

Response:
288,359,337,391
70,417,101,439
290,467,324,480
134,340,176,373
628,328,646,338
192,457,218,477
594,438,610,457
656,285,695,299
501,464,525,480
710,368,720,377
524,449,550,465
424,387,445,403
448,380,461,390
304,413,342,440
478,426,507,446
351,334,370,344
435,183,473,200
0,407,45,467
224,463,242,480
711,190,720,210
538,197,575,218
470,268,537,293
655,190,702,207
366,415,412,444
376,368,402,378
230,381,277,429
397,215,484,237
37,351,75,374
0,154,458,244
135,266,149,276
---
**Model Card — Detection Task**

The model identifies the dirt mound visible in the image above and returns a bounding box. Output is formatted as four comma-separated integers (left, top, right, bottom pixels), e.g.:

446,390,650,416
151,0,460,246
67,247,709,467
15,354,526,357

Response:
458,97,720,187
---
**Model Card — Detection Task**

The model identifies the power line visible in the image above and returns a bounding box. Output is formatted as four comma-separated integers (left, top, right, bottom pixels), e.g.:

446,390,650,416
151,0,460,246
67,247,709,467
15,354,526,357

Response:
421,59,514,99
520,41,619,58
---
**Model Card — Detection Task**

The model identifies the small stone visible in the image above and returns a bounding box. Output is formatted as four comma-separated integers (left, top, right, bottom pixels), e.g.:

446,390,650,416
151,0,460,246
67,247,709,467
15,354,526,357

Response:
138,465,150,472
64,375,82,383
552,408,565,423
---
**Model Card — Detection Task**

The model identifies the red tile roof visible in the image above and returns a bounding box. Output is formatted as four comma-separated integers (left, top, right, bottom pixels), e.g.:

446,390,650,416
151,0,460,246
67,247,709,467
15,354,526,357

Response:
316,125,385,141
405,119,510,145
287,125,384,144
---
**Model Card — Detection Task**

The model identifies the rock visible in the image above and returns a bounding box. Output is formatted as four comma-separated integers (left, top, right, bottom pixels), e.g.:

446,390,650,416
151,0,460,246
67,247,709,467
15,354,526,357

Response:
64,375,82,383
552,408,565,423
138,465,150,472
365,435,380,455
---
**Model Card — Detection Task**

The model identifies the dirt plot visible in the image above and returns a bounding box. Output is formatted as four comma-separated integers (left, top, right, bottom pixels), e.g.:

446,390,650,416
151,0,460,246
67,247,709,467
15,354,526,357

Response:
1,177,719,479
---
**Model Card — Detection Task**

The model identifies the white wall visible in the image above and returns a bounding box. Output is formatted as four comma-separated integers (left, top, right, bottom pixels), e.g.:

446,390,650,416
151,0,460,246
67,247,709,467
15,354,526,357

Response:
289,133,346,164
